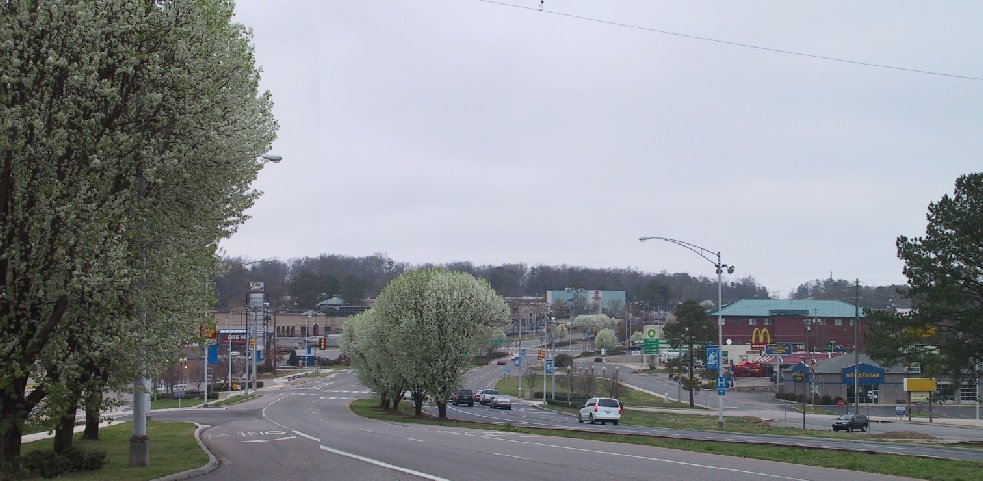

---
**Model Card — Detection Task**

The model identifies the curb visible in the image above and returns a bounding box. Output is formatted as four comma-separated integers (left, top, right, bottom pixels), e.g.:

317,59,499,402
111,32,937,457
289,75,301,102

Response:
150,423,219,481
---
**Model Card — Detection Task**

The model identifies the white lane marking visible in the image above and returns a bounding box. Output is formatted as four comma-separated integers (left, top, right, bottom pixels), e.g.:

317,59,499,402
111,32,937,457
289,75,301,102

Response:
405,437,424,443
318,444,451,481
492,452,529,460
293,430,319,442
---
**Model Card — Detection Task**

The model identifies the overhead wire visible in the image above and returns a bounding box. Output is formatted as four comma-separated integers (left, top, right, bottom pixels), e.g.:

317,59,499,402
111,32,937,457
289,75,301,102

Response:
475,0,983,81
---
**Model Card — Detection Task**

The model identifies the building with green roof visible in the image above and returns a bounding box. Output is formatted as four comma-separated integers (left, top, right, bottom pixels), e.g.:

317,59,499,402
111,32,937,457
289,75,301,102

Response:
711,299,866,353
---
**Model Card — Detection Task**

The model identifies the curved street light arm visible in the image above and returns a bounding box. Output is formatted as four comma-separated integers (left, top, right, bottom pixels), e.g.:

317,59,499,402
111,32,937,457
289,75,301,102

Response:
639,236,720,267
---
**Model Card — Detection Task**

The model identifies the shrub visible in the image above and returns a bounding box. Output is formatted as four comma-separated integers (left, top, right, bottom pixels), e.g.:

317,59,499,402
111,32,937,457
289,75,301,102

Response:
19,447,107,478
820,395,833,405
554,353,573,368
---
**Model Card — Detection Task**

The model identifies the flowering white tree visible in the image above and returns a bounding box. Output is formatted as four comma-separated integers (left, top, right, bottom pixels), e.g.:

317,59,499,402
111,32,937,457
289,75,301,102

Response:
340,310,407,409
372,269,510,418
0,0,276,465
594,328,618,351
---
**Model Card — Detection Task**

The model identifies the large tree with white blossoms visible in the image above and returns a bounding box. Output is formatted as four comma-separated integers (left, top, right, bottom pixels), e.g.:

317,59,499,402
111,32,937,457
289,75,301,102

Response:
0,0,276,467
369,269,510,419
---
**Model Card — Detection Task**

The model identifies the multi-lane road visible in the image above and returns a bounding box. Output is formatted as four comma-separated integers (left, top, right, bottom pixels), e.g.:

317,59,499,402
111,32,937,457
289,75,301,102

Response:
151,368,981,481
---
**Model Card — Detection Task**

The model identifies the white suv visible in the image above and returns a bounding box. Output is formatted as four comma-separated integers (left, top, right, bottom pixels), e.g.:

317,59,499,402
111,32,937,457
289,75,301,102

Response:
578,397,622,425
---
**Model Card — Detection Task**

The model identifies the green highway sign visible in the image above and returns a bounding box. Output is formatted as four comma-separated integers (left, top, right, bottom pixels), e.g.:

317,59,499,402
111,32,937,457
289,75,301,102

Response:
643,338,662,354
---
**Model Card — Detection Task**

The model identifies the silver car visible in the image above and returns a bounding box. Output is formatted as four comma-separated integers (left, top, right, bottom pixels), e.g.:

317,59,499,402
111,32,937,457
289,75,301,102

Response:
578,397,621,425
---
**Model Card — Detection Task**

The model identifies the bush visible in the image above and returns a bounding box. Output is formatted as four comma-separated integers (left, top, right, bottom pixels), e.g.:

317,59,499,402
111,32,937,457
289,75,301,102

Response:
19,447,107,478
554,353,573,368
593,357,603,362
820,395,833,405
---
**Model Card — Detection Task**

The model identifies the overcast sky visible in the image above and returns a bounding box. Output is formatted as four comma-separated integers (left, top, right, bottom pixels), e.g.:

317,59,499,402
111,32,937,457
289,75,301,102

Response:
222,1,982,297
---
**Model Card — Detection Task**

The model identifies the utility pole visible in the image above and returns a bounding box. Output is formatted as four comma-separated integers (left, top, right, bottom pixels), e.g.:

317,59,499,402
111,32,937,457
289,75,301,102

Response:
854,279,860,415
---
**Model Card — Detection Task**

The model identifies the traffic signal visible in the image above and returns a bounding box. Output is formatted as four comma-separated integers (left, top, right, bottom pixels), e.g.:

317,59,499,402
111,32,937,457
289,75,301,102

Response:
537,349,545,361
319,337,327,350
249,338,255,349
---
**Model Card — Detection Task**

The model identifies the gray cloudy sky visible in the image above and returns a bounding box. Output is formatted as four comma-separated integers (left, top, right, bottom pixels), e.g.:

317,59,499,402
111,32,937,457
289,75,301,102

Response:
222,0,982,297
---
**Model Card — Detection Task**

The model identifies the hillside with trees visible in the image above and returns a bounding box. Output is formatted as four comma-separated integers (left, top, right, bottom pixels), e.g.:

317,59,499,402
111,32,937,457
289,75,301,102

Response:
215,253,905,313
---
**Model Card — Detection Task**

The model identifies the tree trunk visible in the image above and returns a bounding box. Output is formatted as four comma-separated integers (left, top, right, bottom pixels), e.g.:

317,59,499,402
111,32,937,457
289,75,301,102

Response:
53,390,80,453
437,401,447,419
82,388,103,440
413,394,423,417
0,379,28,473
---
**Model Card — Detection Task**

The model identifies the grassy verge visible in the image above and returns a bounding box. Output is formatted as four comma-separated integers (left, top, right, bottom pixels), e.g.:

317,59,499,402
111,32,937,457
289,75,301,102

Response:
204,394,257,408
494,376,690,409
349,398,983,481
149,398,204,410
21,421,206,480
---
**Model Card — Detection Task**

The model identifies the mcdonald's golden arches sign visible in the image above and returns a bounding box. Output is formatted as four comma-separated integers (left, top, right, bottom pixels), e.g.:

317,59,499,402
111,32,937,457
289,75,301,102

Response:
751,327,771,350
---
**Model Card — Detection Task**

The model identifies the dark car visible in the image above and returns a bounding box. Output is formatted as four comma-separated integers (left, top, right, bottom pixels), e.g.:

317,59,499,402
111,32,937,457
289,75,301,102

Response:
832,414,869,432
452,389,475,406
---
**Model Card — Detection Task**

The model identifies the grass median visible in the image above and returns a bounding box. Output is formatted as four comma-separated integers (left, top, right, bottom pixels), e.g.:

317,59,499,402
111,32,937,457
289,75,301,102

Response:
21,421,206,480
350,398,983,481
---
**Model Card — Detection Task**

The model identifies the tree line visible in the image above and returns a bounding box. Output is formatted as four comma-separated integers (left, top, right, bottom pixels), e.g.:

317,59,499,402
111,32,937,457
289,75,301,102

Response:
216,254,907,312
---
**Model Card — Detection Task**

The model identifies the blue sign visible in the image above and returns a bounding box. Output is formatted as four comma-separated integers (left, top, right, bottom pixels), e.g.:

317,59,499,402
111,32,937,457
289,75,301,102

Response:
717,388,726,396
256,350,263,363
764,343,794,355
207,344,219,365
514,357,521,367
841,363,885,385
520,348,527,356
716,376,729,389
545,359,554,375
706,346,720,370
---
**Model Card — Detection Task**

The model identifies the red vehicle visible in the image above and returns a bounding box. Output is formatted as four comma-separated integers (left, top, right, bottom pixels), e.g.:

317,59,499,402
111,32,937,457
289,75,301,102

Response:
731,361,770,377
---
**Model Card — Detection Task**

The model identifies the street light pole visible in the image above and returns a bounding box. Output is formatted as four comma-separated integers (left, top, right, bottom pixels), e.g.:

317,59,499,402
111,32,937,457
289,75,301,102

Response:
640,236,732,430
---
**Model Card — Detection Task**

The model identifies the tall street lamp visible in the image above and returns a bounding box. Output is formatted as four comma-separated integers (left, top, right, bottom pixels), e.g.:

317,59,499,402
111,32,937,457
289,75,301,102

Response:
640,236,733,429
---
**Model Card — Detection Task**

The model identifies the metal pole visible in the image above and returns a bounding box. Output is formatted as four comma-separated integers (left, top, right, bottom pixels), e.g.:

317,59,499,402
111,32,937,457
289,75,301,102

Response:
518,314,523,399
854,279,860,414
542,326,547,404
716,252,724,429
551,317,556,400
227,314,232,390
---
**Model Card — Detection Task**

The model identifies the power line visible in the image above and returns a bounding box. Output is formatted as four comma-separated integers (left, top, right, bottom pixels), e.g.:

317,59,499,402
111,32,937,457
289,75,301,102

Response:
475,0,983,81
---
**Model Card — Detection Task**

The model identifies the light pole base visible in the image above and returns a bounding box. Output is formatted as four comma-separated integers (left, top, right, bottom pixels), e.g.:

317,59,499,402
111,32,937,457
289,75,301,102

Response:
129,435,150,467
717,420,724,430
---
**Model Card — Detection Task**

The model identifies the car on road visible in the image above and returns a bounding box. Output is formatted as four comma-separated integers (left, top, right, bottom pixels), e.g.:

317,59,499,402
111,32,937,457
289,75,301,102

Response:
578,397,622,425
831,413,869,432
479,389,499,405
490,395,512,410
451,389,475,406
496,357,507,365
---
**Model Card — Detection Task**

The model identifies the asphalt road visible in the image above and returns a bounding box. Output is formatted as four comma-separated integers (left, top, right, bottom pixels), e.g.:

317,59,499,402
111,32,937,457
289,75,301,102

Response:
155,371,928,481
445,365,983,463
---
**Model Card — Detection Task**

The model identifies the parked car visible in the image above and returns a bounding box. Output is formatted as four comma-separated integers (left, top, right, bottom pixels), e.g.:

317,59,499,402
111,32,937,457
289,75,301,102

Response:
831,414,869,432
578,397,622,425
451,389,475,407
496,357,507,365
490,395,512,410
479,389,499,405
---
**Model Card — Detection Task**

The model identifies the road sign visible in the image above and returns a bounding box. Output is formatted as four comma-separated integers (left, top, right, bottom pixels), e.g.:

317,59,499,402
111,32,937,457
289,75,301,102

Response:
706,346,720,370
717,388,726,396
545,359,554,375
520,348,527,356
514,357,521,367
643,338,661,354
716,376,729,389
207,344,219,365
